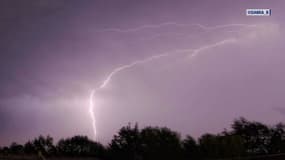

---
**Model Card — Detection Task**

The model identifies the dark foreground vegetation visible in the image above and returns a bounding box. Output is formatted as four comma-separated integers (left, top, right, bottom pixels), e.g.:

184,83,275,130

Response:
1,117,285,160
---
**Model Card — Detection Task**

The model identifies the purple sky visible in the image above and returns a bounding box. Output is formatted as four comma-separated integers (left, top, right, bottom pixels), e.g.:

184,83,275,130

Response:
1,0,285,145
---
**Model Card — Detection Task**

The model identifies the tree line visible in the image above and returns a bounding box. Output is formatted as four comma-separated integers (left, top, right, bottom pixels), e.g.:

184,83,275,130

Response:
1,117,285,160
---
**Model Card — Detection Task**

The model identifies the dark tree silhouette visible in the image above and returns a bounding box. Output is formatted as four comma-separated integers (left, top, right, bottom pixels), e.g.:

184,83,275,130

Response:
23,141,36,154
57,135,105,158
108,123,141,160
108,123,182,160
182,135,199,159
0,147,9,156
232,117,272,155
199,133,220,158
32,135,55,156
1,117,285,160
268,123,285,154
9,142,24,155
140,126,182,160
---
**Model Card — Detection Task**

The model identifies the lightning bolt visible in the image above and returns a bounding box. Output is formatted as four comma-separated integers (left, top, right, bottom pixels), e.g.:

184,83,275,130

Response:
89,90,96,139
190,38,237,58
89,52,181,139
89,38,237,140
89,53,170,139
89,22,270,140
97,22,257,33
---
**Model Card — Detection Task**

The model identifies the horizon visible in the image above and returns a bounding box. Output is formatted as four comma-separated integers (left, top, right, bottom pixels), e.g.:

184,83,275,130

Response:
0,117,283,147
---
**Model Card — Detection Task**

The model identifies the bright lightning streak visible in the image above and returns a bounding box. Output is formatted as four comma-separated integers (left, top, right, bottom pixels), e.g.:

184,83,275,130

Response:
190,38,237,58
89,38,237,140
99,54,170,89
89,22,273,140
89,49,197,139
89,90,96,139
89,53,171,139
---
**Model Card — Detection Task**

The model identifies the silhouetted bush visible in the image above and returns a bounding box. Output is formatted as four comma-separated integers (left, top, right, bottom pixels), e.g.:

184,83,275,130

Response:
108,123,141,160
140,126,182,160
232,117,285,155
182,135,200,159
57,135,106,158
108,123,182,160
9,142,24,155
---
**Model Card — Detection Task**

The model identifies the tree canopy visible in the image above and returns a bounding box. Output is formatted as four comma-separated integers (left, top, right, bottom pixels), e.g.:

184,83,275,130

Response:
1,117,285,160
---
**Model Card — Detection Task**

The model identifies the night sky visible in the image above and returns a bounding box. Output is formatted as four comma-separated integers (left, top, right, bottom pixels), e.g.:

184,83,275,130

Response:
1,0,285,146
